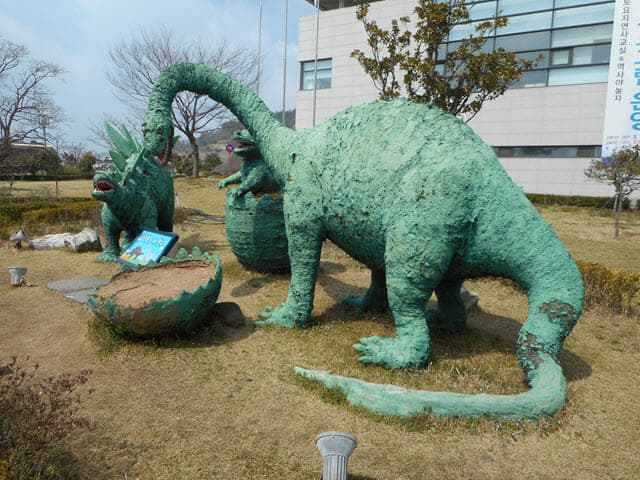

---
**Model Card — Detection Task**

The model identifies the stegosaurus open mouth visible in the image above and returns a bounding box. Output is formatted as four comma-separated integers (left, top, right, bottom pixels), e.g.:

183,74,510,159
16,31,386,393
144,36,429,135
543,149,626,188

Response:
94,179,115,193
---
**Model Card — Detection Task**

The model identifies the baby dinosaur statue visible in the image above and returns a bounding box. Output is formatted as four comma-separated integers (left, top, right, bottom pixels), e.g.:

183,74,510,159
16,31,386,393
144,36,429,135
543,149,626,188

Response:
217,129,279,197
92,123,174,262
143,63,584,419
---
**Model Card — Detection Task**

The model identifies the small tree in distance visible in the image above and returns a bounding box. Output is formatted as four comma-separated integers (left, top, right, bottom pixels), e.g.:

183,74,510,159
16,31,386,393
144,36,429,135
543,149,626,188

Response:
585,145,640,238
351,0,537,121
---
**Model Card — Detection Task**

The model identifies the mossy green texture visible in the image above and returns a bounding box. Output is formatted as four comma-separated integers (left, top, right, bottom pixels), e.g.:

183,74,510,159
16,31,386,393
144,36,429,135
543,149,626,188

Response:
92,123,174,262
224,191,289,272
142,63,584,419
86,248,222,337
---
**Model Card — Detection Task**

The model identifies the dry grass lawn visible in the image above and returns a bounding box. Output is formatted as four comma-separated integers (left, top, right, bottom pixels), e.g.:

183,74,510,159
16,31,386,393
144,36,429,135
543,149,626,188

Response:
1,178,639,479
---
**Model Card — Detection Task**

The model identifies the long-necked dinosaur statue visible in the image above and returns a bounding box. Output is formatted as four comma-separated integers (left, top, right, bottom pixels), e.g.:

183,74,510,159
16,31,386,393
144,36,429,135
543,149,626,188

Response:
142,62,583,419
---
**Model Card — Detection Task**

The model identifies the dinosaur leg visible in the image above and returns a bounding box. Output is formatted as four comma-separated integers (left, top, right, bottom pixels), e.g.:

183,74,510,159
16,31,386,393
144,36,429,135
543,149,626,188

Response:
96,208,122,262
354,226,453,369
340,269,389,312
256,216,324,328
426,278,467,332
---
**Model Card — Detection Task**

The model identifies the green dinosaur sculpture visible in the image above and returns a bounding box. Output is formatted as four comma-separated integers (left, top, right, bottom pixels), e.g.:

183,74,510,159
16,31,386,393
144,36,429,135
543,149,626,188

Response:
217,130,280,197
92,123,175,262
142,63,584,419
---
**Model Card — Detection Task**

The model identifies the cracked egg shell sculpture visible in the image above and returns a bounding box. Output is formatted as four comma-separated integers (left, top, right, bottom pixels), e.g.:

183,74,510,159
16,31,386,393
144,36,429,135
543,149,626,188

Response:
87,248,222,336
224,190,290,273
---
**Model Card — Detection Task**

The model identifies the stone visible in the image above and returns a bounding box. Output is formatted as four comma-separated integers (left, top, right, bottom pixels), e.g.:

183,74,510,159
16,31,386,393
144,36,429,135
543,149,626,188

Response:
47,276,109,293
460,285,479,310
63,289,99,304
29,228,102,252
211,301,245,328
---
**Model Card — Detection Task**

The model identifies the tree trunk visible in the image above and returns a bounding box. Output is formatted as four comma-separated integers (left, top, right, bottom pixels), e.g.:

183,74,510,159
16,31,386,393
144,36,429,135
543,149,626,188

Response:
189,135,200,178
615,193,622,239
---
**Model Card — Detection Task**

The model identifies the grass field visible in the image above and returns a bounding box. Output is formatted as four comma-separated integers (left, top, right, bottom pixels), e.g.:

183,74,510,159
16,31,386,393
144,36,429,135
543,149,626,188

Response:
1,178,639,479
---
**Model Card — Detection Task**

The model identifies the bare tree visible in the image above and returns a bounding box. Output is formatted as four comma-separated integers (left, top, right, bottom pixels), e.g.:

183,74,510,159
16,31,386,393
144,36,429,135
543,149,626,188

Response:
106,27,258,177
0,38,65,165
60,142,88,167
585,145,640,238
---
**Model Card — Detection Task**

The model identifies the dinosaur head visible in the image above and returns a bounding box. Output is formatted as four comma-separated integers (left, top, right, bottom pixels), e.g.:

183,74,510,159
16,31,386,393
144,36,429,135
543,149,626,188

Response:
92,168,123,203
232,130,260,159
142,109,174,166
93,123,149,204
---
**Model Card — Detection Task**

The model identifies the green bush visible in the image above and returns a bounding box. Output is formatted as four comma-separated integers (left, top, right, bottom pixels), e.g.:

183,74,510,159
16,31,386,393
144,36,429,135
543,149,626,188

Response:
0,357,93,479
526,193,632,210
0,198,102,237
578,262,640,315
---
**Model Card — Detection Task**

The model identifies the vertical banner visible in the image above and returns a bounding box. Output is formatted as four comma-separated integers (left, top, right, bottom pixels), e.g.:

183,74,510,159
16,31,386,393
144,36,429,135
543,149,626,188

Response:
602,0,640,158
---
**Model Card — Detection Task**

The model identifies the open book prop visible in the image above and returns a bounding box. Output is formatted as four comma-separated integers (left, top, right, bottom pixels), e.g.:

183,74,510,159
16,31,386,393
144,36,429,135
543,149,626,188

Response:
118,229,178,268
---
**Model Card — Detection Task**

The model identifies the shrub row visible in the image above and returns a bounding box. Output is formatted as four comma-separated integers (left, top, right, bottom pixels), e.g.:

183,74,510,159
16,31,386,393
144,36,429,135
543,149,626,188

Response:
526,193,632,210
578,262,640,315
491,262,639,316
0,198,101,224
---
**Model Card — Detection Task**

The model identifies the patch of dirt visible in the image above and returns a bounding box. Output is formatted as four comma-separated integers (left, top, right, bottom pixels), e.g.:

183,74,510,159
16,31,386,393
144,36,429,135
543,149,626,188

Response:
95,260,217,308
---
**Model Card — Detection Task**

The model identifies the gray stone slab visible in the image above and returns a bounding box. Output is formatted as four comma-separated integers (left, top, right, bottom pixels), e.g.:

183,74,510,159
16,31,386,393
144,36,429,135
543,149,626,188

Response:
47,277,109,293
63,289,98,304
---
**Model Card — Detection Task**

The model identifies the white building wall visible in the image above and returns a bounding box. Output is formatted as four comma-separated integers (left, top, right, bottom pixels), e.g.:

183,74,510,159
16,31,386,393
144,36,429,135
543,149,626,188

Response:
296,2,637,201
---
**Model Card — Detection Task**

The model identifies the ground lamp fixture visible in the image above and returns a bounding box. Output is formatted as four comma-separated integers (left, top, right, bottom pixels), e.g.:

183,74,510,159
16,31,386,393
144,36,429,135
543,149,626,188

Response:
315,431,358,480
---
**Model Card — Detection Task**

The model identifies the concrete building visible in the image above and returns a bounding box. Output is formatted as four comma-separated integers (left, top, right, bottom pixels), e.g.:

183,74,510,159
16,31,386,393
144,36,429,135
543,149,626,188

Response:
296,0,631,200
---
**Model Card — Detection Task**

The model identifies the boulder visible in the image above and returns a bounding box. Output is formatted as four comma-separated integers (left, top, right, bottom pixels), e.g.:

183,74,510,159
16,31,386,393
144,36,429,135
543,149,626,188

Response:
29,228,102,253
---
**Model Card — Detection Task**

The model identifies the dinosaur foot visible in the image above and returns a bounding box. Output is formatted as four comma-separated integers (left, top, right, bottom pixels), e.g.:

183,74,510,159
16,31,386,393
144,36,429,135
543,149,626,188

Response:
353,335,430,369
255,304,305,328
95,252,120,263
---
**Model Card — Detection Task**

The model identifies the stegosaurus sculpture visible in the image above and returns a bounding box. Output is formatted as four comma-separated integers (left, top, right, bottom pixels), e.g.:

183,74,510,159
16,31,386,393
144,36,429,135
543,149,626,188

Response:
141,63,584,420
92,123,175,262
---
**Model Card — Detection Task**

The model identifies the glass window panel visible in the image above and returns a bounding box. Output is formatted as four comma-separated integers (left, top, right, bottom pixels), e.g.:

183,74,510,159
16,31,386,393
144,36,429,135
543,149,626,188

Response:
469,1,497,20
447,38,495,54
300,59,332,90
449,20,492,41
497,11,552,35
574,43,611,64
553,3,615,28
516,50,548,68
498,0,553,15
555,0,613,7
552,24,613,47
512,69,548,88
438,43,448,60
302,59,331,72
552,49,571,65
548,64,609,86
495,31,551,51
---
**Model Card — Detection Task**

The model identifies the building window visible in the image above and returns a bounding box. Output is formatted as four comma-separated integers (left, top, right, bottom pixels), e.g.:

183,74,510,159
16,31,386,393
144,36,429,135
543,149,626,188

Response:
494,145,602,157
301,59,332,90
441,1,615,89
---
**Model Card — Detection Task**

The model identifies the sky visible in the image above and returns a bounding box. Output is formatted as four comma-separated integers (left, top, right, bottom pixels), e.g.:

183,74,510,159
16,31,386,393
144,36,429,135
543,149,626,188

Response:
0,0,317,153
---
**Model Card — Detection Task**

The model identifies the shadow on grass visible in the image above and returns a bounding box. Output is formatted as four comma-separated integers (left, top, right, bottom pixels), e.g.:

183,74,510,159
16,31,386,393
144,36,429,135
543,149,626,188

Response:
311,269,593,385
88,307,254,353
176,232,228,255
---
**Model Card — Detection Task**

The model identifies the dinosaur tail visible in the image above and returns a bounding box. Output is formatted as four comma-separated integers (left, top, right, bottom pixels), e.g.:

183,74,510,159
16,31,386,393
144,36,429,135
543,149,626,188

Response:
296,195,584,420
295,352,565,419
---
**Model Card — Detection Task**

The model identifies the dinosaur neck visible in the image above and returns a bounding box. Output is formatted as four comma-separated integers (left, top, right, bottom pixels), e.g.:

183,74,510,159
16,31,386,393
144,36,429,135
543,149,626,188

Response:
148,63,294,182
